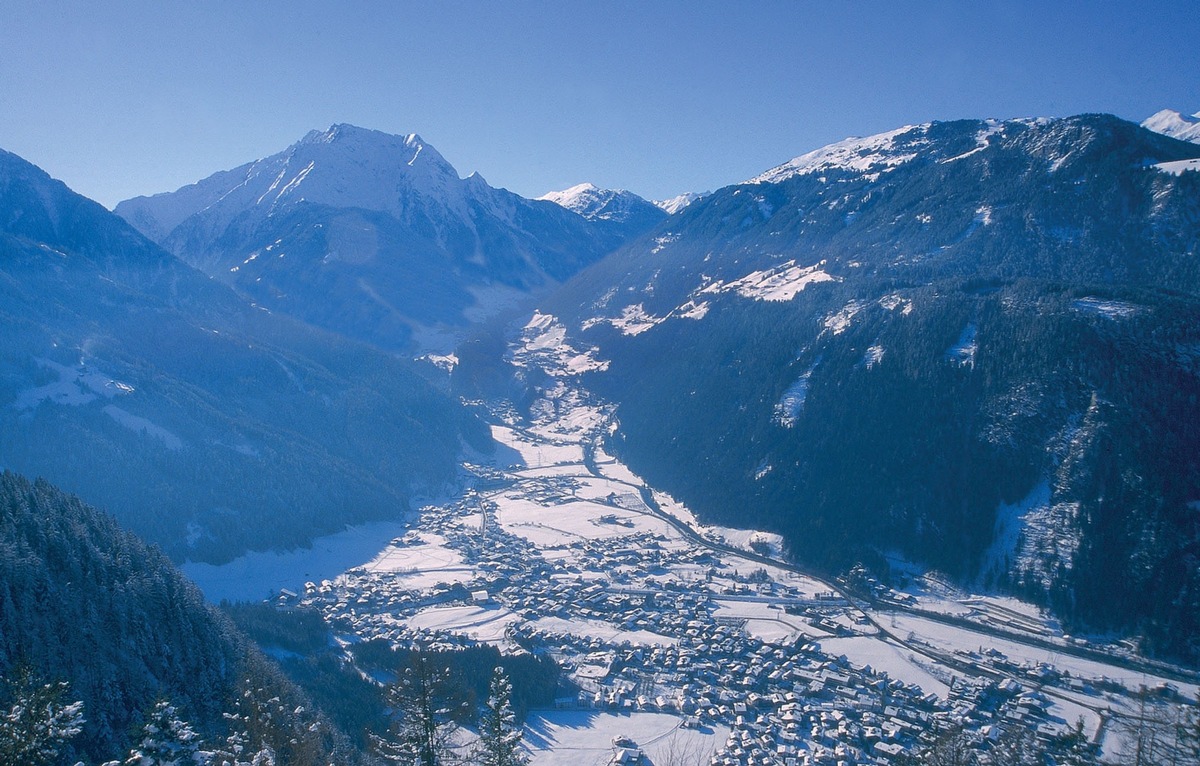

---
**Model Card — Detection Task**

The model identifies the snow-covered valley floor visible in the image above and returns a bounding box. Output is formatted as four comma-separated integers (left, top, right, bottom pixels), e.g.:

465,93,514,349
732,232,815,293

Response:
188,318,1200,763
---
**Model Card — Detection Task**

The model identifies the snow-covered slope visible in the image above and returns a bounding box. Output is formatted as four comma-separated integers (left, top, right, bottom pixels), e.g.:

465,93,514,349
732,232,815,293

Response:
1142,108,1200,144
116,125,626,352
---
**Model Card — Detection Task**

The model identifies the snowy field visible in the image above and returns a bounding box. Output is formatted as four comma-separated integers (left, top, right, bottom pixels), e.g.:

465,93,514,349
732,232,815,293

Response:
182,519,408,602
815,636,952,698
404,604,518,644
361,532,479,589
523,710,727,766
528,616,678,647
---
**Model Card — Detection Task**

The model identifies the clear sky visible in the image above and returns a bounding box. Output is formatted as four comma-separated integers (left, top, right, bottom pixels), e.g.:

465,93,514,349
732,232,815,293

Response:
1,1,1197,208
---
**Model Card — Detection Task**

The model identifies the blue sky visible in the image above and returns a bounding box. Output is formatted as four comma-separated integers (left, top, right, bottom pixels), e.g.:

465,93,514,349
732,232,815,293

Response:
2,1,1197,208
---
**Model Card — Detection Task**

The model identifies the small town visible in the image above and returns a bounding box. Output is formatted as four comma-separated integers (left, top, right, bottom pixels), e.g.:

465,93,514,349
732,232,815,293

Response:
281,369,1199,765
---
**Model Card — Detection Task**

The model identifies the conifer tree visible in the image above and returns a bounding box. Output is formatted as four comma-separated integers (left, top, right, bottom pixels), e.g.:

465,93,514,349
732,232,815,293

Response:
475,667,527,766
124,699,204,766
0,667,85,766
372,653,461,766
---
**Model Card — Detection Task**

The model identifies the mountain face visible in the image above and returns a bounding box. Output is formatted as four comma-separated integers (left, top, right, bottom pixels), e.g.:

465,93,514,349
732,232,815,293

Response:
0,471,348,764
537,182,666,241
0,146,485,564
116,125,626,352
471,115,1200,661
1144,108,1200,143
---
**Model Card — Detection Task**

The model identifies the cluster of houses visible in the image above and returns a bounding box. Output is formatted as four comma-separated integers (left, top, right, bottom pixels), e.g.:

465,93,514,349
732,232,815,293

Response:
285,459,1119,765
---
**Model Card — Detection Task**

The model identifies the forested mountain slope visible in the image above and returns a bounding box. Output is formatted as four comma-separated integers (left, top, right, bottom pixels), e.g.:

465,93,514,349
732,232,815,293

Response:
0,147,485,563
0,472,351,765
469,115,1200,661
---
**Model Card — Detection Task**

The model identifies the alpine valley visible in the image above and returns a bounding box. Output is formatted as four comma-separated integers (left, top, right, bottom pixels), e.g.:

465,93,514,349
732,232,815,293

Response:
3,112,1200,765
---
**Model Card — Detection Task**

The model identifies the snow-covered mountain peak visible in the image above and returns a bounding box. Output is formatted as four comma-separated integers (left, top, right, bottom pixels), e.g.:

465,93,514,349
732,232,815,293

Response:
653,191,709,215
537,182,662,225
1142,108,1200,144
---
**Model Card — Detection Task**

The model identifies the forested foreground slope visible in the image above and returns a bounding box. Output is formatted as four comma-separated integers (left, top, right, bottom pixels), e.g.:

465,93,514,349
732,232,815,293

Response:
0,472,357,765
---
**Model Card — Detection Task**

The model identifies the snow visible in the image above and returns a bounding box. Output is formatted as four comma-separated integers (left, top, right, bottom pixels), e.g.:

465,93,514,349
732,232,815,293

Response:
822,300,866,335
945,323,978,367
862,344,885,369
886,611,1199,701
698,260,836,303
878,293,913,315
405,604,519,644
524,711,727,766
509,311,609,377
1071,297,1142,319
815,636,953,698
939,120,1005,164
11,358,135,411
102,405,183,450
747,125,927,185
979,482,1052,583
605,304,665,336
537,183,657,223
1153,157,1200,175
652,191,708,214
183,519,410,602
528,617,678,647
711,600,807,644
649,232,678,254
1142,108,1200,144
361,532,479,589
774,365,816,427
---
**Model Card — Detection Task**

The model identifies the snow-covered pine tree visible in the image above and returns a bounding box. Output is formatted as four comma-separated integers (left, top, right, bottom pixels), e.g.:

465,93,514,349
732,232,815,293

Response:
124,699,204,766
371,653,461,766
0,666,84,766
474,667,528,766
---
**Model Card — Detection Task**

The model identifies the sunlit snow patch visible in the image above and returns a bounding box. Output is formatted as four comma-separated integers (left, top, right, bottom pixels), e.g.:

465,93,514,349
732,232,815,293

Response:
699,259,836,302
939,120,1005,164
862,344,885,369
1071,297,1142,319
604,303,665,336
822,300,866,335
774,362,818,427
945,324,978,367
1153,158,1200,175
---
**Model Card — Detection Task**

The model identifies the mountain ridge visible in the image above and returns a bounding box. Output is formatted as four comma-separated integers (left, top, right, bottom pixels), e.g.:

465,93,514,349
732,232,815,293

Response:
115,125,638,352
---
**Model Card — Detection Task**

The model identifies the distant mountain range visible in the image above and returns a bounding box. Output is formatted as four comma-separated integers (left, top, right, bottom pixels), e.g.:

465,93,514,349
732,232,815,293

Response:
1143,108,1200,144
466,113,1200,661
537,182,666,242
116,125,656,352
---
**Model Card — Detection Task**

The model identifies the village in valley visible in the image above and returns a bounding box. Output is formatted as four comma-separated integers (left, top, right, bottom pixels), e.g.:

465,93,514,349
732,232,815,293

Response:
275,314,1199,766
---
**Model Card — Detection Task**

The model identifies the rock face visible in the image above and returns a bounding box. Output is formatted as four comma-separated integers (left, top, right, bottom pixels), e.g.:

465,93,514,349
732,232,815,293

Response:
116,125,630,352
477,114,1200,661
0,145,482,564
